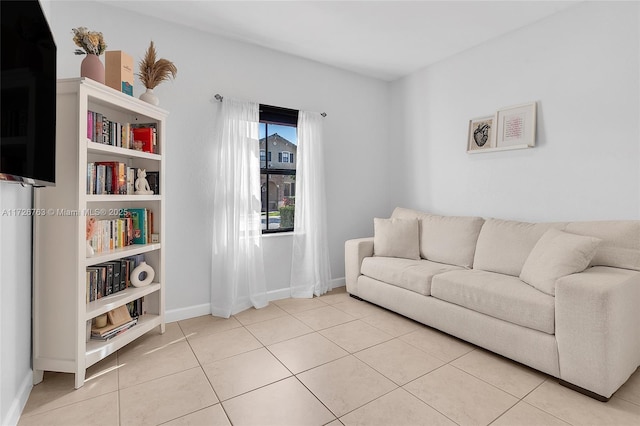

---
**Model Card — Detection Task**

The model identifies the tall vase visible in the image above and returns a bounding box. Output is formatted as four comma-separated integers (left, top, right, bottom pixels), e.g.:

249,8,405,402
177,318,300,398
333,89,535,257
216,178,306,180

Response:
80,54,105,84
139,88,160,106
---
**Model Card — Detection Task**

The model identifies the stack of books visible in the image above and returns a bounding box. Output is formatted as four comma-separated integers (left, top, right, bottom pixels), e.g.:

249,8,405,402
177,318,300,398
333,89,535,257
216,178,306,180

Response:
91,305,137,341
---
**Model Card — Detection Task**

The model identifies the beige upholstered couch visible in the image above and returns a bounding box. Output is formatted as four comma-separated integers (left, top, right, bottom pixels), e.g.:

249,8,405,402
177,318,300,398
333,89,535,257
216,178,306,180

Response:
345,207,640,401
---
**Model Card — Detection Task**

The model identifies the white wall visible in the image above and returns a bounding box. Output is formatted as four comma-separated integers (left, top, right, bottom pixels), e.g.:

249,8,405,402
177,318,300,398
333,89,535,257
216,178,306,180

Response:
49,1,393,319
391,1,640,222
0,2,54,424
0,184,34,426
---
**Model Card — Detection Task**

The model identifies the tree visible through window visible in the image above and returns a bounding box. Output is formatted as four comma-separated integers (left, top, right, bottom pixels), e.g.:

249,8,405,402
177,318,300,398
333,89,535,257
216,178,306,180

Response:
259,105,298,233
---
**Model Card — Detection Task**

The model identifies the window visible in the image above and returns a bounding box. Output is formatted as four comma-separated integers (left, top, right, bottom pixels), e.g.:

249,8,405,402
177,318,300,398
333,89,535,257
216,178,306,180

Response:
259,104,298,233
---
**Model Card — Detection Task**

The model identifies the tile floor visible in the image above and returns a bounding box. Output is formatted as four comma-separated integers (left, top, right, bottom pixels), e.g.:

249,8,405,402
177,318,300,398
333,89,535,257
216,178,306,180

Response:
19,287,640,426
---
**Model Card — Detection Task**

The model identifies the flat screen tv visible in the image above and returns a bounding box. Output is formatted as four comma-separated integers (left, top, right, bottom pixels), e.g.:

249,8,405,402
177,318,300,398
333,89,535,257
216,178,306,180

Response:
1,0,57,187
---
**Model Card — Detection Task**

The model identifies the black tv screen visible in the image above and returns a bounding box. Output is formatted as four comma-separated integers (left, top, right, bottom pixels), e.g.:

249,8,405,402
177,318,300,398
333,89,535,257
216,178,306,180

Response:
1,0,57,186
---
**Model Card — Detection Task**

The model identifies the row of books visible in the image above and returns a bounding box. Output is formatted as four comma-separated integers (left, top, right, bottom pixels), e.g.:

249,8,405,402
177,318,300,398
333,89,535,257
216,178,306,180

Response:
86,254,145,302
87,110,158,154
86,161,159,196
88,208,154,254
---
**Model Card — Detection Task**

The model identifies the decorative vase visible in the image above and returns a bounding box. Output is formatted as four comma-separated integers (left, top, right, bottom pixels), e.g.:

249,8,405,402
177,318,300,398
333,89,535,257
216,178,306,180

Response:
80,54,105,84
131,261,155,287
86,240,94,257
139,88,160,106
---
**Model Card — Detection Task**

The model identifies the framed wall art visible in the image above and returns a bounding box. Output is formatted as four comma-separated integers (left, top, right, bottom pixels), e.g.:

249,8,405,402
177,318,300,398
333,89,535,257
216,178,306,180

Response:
496,102,536,149
467,115,496,153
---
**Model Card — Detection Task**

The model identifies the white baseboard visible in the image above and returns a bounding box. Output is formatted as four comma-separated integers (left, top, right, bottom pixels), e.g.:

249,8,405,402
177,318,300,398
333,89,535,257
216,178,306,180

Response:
165,303,211,323
329,277,346,290
164,278,346,323
3,369,33,426
267,288,291,302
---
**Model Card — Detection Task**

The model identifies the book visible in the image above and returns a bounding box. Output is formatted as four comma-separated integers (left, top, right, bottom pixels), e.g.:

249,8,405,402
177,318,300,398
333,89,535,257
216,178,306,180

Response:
87,111,93,140
105,261,121,294
132,127,155,153
121,208,148,244
145,171,159,194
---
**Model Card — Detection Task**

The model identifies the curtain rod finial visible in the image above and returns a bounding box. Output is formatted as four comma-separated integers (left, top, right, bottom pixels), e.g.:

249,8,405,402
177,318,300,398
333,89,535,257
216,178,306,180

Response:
321,112,327,117
213,94,223,102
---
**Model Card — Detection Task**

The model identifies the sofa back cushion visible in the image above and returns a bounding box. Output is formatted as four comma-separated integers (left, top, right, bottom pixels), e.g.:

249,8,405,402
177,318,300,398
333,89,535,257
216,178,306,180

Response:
373,217,420,260
564,221,640,271
473,218,568,276
390,208,484,268
420,215,485,268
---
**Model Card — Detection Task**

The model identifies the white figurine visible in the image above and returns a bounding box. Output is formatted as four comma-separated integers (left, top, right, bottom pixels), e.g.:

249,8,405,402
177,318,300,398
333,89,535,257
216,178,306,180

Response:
134,168,154,195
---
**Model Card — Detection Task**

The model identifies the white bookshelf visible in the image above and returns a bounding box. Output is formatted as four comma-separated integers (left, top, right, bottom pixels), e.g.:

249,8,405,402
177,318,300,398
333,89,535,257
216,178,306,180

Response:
33,78,167,388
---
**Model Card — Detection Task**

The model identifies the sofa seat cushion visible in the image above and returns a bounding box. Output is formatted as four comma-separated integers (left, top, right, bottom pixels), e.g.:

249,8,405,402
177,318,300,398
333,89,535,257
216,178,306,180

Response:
431,270,555,334
361,257,463,296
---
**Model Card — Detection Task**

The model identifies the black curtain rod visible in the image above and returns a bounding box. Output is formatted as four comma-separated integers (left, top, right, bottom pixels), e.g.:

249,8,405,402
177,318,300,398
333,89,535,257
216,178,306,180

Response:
213,94,327,117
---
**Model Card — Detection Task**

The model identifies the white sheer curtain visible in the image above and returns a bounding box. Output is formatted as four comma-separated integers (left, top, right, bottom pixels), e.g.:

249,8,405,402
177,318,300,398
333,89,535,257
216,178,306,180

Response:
211,98,268,317
290,111,331,297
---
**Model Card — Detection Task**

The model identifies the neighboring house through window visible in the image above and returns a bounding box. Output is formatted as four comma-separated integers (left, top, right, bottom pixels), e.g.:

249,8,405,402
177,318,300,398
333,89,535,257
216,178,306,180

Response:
259,104,298,233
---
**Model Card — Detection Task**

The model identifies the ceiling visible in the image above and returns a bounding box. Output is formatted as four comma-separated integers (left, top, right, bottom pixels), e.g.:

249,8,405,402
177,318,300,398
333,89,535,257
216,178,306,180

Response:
99,0,580,81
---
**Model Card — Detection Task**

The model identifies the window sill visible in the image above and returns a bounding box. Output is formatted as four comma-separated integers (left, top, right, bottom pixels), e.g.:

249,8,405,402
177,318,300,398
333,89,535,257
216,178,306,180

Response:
261,231,294,238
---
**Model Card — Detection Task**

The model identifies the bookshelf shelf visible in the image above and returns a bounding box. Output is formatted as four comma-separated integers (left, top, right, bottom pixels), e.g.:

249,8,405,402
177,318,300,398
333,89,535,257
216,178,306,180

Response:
33,78,167,389
87,140,162,161
85,313,162,367
86,243,162,266
86,194,162,202
86,283,161,319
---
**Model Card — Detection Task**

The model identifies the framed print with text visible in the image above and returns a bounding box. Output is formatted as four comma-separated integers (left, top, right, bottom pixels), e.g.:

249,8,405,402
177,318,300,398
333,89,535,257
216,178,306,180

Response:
496,102,536,149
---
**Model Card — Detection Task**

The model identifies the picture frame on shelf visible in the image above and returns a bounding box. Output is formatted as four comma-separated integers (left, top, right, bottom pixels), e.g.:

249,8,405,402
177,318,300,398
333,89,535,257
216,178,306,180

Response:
467,115,496,153
496,102,537,149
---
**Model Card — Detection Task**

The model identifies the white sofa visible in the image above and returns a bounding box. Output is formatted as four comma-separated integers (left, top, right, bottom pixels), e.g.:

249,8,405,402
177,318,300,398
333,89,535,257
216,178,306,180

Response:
345,207,640,401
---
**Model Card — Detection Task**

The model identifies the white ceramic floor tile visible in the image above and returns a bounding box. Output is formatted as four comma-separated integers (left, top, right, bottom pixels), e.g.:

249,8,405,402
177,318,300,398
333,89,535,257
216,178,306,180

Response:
360,309,420,337
525,380,640,425
293,305,357,330
451,348,546,398
274,297,328,314
404,365,517,426
246,314,313,346
317,290,352,305
491,401,570,426
222,377,335,426
117,339,199,389
268,332,349,374
355,338,444,385
319,320,393,353
615,367,640,406
332,298,383,318
177,315,242,339
340,388,455,426
297,356,397,417
400,326,474,362
119,367,218,426
18,392,119,426
188,326,263,365
202,347,291,401
21,354,119,417
161,404,231,426
233,303,288,326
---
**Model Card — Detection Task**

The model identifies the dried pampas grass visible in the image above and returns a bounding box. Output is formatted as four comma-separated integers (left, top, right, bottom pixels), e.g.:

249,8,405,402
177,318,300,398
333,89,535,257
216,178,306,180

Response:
138,41,177,89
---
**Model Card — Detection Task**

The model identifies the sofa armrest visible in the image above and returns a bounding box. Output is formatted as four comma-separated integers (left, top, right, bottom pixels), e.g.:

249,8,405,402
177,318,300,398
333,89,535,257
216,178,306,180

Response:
555,266,640,398
345,237,374,295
